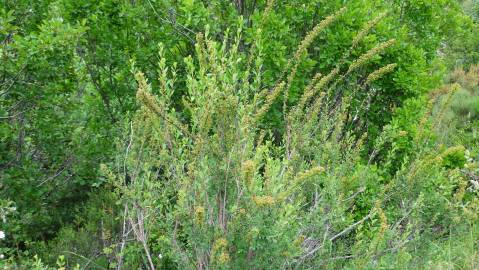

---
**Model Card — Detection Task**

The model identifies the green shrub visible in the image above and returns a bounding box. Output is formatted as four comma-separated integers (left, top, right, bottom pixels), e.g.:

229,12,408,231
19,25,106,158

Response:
104,15,478,269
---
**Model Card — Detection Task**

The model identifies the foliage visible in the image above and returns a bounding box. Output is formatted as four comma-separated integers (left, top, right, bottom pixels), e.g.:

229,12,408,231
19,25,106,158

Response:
0,0,478,269
106,25,478,269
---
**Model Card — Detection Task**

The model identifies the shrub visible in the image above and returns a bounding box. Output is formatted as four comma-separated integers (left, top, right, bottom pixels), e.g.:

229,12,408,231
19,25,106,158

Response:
105,12,478,269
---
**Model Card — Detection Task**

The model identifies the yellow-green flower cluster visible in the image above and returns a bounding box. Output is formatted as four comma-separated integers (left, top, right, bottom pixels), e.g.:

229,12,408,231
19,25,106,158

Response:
297,72,322,109
297,68,340,114
252,195,276,207
352,12,387,48
296,166,325,183
213,237,227,250
254,82,285,122
292,7,347,62
303,68,341,119
195,206,205,225
136,72,162,116
241,160,256,189
398,130,408,137
348,39,396,74
263,0,276,18
366,63,397,85
212,237,230,264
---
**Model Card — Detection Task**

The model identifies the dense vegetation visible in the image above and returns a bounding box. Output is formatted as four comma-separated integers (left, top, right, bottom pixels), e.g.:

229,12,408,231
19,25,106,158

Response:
0,0,478,269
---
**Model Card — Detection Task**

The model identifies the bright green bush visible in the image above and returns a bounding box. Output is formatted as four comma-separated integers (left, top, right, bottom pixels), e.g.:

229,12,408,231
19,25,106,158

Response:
102,17,479,268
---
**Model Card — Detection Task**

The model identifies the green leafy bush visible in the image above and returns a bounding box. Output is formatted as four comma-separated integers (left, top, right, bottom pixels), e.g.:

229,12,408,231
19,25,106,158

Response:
103,17,478,268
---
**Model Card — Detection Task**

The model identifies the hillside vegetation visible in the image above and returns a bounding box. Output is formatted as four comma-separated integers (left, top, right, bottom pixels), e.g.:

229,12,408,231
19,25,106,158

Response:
1,0,479,269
